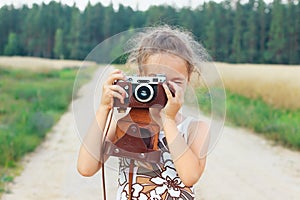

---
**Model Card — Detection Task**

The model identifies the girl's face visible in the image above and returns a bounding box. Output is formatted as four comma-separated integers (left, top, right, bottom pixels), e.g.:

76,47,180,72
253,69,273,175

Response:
140,53,189,91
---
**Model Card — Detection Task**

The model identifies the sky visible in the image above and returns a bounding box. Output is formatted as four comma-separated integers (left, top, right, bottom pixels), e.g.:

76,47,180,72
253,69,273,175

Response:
0,0,274,11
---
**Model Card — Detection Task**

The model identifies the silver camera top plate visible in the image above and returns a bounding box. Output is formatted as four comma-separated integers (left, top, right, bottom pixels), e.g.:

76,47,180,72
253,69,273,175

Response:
123,74,166,84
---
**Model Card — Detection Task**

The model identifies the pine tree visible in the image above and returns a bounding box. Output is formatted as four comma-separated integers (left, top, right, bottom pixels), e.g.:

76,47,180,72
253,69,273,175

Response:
178,7,194,31
265,0,286,63
218,0,233,62
0,5,22,54
4,32,20,55
68,6,81,59
286,0,299,64
21,4,41,57
257,0,267,63
54,28,64,59
204,2,219,59
231,0,243,63
102,4,116,38
243,0,258,63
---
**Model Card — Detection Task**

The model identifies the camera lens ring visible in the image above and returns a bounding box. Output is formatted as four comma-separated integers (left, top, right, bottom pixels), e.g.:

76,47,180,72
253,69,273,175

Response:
134,83,154,103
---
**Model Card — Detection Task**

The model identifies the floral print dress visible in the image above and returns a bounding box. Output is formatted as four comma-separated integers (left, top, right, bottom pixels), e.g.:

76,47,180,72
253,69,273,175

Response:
116,117,196,200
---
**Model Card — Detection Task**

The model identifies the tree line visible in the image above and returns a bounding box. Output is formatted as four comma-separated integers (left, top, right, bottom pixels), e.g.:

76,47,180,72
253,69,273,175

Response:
0,0,299,64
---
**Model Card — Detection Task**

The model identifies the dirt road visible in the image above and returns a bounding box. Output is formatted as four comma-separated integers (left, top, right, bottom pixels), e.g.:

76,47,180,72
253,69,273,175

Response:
2,67,300,200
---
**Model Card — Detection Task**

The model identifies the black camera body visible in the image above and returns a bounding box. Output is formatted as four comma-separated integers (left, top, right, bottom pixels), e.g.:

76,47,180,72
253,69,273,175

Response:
113,74,168,109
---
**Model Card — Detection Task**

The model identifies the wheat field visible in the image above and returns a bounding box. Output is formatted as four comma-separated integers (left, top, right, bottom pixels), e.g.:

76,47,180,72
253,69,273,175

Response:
216,62,300,110
1,56,299,109
0,56,96,71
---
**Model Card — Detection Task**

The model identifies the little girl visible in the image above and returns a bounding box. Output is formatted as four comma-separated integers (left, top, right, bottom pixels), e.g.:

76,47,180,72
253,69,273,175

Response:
77,25,209,199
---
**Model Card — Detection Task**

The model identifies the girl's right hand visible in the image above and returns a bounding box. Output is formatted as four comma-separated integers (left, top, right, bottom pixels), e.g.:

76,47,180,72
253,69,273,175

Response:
100,69,127,110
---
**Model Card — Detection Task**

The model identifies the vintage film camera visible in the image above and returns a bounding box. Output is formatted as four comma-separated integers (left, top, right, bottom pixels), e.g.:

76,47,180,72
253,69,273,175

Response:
113,74,168,110
104,74,168,163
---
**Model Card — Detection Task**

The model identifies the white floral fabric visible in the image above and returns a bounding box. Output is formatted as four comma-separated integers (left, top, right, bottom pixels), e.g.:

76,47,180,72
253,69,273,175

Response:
116,117,195,200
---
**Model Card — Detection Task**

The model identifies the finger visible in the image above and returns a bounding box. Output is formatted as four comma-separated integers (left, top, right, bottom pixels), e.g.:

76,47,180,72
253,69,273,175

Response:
110,69,122,75
168,81,183,97
109,85,127,98
106,74,125,85
105,72,126,85
163,83,173,99
168,81,180,91
109,91,125,104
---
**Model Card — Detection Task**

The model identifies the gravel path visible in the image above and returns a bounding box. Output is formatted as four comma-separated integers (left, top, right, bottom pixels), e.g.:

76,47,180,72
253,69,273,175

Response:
2,67,300,200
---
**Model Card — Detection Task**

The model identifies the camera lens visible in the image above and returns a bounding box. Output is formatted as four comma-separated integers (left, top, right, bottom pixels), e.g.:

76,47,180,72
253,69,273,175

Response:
134,84,154,103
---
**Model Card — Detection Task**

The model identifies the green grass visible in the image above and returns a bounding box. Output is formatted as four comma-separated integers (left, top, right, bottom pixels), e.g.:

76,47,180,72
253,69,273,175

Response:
0,67,90,194
197,88,300,150
225,92,300,149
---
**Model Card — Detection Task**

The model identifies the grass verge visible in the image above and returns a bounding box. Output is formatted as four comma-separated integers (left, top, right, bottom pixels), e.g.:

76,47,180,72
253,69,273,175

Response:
0,66,92,194
197,88,300,150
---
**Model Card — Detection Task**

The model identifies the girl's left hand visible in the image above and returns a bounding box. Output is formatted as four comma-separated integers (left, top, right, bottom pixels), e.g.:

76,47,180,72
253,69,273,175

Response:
161,81,184,121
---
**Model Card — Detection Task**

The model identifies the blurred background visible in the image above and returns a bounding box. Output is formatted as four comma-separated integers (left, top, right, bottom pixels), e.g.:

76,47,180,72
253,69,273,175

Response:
0,0,298,64
0,0,299,199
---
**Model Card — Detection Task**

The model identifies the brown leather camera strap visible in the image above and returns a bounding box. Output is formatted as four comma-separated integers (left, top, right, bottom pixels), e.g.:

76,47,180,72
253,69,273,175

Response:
101,108,161,199
128,159,134,199
101,109,113,200
100,109,136,199
101,159,135,200
101,162,107,200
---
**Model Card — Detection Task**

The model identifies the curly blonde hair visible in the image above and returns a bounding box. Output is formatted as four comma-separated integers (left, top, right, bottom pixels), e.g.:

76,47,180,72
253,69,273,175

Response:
125,25,210,80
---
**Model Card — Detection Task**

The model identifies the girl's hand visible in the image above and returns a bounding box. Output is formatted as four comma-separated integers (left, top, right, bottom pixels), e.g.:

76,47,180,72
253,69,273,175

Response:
161,81,184,121
100,69,126,110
